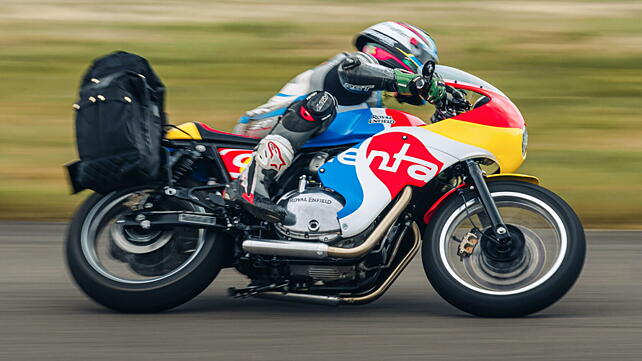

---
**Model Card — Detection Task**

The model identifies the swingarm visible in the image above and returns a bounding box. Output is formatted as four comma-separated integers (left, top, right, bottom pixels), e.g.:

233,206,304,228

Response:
118,211,227,230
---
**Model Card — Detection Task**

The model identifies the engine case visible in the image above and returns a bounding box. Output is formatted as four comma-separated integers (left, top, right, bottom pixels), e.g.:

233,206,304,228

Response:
289,265,356,282
275,187,344,242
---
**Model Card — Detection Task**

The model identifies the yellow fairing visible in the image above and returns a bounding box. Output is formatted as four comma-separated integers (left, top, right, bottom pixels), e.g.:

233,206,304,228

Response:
164,122,202,140
422,119,525,173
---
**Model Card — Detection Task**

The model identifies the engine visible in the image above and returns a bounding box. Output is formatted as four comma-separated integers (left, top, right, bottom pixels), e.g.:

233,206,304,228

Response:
274,183,344,243
272,178,366,284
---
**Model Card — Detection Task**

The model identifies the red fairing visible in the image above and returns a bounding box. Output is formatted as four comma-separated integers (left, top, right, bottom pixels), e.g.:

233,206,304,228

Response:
386,109,427,127
218,148,253,180
447,83,525,129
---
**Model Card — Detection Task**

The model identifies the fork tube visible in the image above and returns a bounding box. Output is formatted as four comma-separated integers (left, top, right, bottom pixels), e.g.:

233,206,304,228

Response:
465,160,510,243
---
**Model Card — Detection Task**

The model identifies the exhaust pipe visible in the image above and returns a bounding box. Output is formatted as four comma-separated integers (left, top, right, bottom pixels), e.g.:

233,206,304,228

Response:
253,222,421,306
242,186,413,259
242,239,329,259
255,292,340,306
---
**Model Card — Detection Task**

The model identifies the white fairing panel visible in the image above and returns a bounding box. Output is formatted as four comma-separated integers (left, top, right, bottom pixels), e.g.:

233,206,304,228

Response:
319,126,494,237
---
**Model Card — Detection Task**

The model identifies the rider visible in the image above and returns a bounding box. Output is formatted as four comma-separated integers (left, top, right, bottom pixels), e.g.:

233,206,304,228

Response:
228,21,468,223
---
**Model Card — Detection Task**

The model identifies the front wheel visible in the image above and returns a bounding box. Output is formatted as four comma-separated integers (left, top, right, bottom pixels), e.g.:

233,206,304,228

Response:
423,180,585,317
66,188,228,312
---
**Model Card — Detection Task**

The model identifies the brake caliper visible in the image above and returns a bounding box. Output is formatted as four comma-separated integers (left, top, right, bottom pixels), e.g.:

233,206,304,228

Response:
456,231,480,260
122,191,151,211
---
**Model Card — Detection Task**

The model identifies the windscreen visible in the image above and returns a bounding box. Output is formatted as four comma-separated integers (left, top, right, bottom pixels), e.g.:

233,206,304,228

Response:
435,65,507,98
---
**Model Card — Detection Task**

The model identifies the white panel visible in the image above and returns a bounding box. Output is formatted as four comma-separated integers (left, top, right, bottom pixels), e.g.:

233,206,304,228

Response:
336,126,494,238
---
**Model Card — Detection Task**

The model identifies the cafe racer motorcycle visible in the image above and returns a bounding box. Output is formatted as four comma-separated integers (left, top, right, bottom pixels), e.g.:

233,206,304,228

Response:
66,65,585,317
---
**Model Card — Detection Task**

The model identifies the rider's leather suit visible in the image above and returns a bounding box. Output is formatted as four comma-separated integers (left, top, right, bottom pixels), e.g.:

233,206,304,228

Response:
229,51,448,223
233,51,434,138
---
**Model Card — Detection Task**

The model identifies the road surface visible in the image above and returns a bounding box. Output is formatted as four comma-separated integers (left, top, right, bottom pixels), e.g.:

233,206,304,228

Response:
0,222,640,360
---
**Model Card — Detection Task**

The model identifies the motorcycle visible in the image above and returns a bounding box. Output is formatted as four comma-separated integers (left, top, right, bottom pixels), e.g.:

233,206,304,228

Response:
66,65,585,316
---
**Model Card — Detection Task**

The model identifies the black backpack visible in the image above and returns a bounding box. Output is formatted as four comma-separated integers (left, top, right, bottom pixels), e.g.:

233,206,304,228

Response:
66,51,167,194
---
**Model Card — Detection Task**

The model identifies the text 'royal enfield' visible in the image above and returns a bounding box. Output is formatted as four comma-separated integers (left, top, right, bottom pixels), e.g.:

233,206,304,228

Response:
65,54,585,317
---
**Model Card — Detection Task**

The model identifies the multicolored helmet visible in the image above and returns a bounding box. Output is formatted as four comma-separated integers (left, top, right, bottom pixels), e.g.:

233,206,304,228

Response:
355,21,439,73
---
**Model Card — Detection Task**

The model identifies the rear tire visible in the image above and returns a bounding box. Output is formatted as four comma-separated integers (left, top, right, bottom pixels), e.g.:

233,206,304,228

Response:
422,181,585,317
66,189,228,313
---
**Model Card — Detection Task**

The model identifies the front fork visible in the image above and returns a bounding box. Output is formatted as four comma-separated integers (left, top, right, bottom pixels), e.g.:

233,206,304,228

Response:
464,160,511,244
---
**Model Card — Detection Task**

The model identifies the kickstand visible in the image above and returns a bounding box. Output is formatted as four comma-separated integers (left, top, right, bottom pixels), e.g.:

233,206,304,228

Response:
228,282,289,298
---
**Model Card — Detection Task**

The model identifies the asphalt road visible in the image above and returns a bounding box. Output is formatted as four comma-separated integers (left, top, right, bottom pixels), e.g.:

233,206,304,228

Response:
0,222,640,361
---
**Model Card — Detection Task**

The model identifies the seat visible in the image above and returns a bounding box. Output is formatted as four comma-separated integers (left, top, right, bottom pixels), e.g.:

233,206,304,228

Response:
195,122,260,147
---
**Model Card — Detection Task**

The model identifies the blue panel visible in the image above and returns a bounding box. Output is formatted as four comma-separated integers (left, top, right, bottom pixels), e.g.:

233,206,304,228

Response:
302,108,384,148
309,108,387,217
318,145,364,218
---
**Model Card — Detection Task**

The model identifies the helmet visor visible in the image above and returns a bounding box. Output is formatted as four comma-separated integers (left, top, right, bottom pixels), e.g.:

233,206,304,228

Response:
409,36,439,64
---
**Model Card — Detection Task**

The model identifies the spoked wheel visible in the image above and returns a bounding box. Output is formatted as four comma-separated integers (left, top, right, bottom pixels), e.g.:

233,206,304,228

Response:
66,188,227,312
423,180,585,317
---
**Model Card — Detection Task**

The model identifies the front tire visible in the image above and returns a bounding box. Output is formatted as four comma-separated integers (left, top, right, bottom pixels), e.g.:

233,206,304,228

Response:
423,180,585,317
66,189,228,312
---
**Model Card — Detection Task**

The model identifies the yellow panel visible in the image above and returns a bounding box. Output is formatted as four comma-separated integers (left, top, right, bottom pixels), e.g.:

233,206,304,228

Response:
487,173,540,184
421,119,525,173
164,122,202,140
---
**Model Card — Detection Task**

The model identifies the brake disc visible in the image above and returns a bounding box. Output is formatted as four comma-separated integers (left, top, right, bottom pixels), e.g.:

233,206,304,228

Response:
110,221,173,254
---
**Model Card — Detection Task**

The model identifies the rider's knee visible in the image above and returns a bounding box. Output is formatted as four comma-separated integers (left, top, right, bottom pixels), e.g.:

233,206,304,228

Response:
281,91,337,133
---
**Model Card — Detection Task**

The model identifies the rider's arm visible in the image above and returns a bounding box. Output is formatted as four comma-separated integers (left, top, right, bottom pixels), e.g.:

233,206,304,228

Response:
233,70,312,136
336,52,447,104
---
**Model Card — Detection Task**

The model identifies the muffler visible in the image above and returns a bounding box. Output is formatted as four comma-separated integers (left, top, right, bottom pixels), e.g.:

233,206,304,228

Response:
242,239,329,259
242,186,413,259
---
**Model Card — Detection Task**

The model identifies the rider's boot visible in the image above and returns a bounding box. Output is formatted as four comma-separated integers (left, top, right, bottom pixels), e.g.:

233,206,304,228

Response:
226,135,293,224
226,91,337,224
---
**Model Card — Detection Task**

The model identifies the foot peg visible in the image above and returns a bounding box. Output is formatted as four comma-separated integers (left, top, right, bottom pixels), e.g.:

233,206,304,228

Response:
225,182,294,224
243,195,290,224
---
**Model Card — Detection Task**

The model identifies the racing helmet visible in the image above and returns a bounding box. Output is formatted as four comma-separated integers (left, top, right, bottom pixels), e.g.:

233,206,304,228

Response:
355,21,439,73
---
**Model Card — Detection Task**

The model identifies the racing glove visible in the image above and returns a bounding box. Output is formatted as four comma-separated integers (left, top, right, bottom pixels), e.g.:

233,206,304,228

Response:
393,69,446,105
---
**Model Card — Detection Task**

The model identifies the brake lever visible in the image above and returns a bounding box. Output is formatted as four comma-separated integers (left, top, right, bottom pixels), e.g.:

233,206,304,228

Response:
446,89,471,113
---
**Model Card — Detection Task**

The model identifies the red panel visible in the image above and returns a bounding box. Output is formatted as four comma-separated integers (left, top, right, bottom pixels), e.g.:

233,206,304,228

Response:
197,122,258,138
218,148,253,180
386,109,428,127
447,83,525,129
365,131,443,198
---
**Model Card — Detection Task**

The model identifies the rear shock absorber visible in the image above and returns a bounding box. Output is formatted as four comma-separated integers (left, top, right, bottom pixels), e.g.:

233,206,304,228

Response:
172,149,201,184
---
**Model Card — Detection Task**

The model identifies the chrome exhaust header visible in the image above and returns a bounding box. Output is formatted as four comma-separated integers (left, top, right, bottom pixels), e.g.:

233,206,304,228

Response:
241,186,413,259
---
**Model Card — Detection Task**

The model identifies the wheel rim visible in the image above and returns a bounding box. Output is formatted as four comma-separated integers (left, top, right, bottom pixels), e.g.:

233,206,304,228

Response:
438,191,567,295
80,191,206,284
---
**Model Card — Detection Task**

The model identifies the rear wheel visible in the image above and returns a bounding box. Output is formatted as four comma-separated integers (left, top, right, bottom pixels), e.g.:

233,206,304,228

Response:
66,188,228,312
422,181,585,317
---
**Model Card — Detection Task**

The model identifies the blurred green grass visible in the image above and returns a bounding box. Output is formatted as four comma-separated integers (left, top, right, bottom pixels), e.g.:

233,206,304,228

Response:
0,0,641,227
